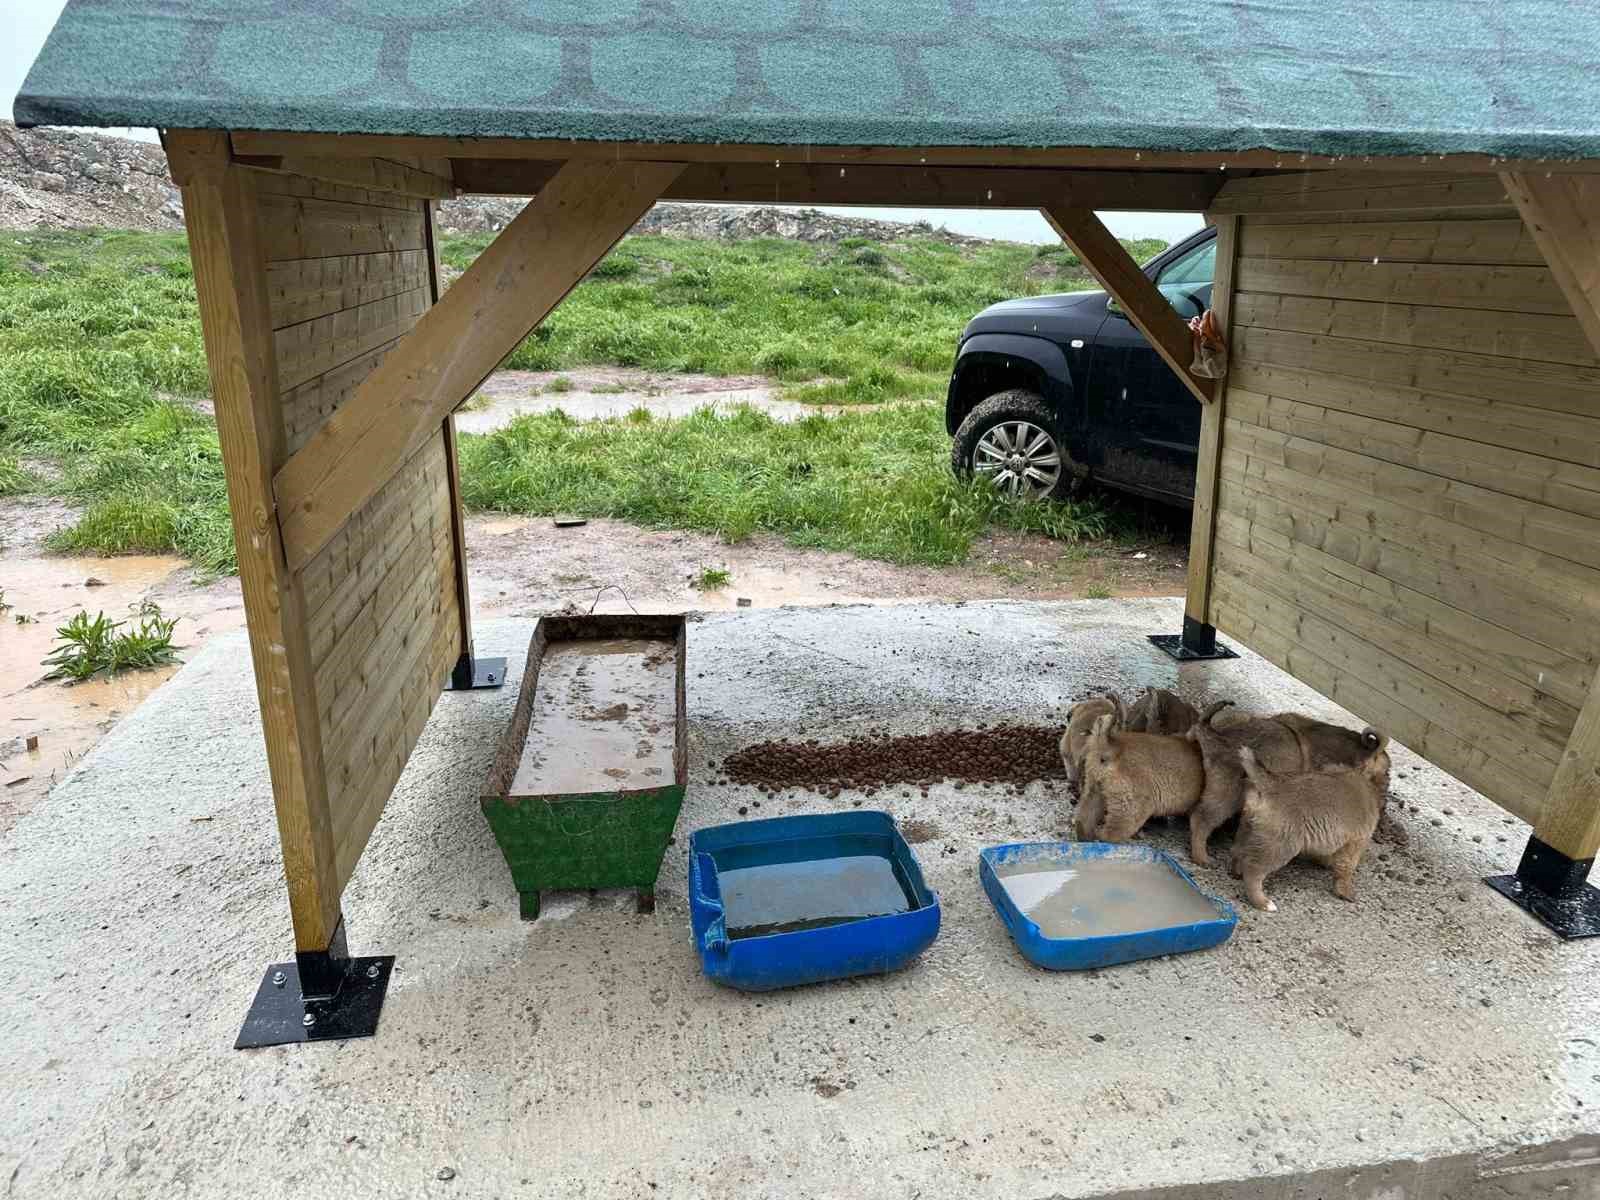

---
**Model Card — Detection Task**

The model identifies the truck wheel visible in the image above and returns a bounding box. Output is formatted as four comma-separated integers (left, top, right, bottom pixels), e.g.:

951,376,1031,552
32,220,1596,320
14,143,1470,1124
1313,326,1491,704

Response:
951,390,1082,501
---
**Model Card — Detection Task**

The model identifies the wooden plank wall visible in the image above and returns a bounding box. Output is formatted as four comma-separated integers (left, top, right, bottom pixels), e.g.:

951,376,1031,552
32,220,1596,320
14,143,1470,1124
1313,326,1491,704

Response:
1205,171,1600,825
254,170,462,889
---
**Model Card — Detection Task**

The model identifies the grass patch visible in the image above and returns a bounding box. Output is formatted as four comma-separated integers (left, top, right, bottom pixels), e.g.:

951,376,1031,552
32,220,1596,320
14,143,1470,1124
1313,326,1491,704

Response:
459,402,1128,566
42,599,180,681
3,227,1167,575
0,231,232,573
438,231,1164,409
693,565,732,591
1082,583,1114,600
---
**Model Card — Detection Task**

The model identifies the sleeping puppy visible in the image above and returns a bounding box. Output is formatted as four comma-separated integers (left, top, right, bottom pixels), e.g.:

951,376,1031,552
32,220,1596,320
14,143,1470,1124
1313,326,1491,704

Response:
1228,737,1391,912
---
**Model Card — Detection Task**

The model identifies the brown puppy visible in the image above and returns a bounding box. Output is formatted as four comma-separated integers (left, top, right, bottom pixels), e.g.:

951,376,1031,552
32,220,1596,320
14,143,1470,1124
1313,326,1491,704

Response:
1125,687,1200,737
1229,739,1391,911
1186,701,1389,867
1077,702,1205,843
1060,694,1119,788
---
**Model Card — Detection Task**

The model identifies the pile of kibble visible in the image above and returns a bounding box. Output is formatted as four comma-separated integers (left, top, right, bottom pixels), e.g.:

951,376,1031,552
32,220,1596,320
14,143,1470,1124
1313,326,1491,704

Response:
713,725,1066,798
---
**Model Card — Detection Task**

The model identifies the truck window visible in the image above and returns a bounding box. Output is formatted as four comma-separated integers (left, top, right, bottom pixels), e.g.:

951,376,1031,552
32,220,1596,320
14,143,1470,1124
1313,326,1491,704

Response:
1157,239,1216,287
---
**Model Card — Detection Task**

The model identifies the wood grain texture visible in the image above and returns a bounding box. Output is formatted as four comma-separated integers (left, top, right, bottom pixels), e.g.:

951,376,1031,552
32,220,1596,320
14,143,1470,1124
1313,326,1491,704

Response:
167,132,341,952
1184,213,1237,625
426,198,477,671
240,153,453,199
226,129,1600,175
1240,217,1545,266
267,249,431,328
1503,172,1600,358
1207,202,1600,830
1536,664,1600,860
1211,173,1510,215
1042,204,1212,405
1234,256,1566,314
258,192,426,261
452,158,1224,211
273,159,685,573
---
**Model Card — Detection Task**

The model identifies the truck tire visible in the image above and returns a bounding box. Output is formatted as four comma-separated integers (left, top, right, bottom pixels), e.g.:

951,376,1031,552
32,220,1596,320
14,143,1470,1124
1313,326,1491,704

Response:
951,390,1083,501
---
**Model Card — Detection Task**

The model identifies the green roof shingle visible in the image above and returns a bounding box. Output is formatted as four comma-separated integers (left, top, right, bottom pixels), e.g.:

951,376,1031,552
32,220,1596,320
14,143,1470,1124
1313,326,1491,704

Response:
15,0,1600,161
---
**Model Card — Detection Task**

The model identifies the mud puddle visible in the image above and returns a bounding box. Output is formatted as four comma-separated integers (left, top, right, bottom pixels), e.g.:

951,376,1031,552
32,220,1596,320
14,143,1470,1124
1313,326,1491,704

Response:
1,552,245,832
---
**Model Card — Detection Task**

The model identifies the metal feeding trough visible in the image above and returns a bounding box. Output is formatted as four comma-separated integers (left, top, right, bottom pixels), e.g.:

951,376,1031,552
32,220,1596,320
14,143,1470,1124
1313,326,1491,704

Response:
980,842,1236,971
689,811,940,991
481,614,687,919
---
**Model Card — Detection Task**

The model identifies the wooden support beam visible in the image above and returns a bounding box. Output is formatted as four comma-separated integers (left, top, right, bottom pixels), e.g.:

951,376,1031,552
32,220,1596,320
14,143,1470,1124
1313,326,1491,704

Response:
1535,664,1600,861
449,159,1224,212
235,153,453,199
272,159,685,572
1503,172,1600,357
227,129,1600,175
166,130,342,952
424,197,477,672
1042,205,1213,405
1183,214,1240,630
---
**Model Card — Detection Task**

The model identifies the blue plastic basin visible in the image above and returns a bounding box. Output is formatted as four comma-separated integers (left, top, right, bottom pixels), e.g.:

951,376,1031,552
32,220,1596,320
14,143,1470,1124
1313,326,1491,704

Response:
980,841,1236,971
689,811,940,991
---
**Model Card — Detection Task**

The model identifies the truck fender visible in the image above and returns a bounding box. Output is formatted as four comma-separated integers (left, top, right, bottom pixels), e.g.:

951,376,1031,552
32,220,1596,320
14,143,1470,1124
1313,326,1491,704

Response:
947,333,1074,434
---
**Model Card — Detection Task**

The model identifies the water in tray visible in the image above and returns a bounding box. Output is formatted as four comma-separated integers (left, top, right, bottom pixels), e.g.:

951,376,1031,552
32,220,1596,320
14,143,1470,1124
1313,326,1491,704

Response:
994,857,1218,939
719,853,915,940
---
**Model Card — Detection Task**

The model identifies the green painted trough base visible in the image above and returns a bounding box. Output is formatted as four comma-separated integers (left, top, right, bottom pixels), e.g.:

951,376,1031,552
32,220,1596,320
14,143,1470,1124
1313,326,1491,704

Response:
480,614,688,920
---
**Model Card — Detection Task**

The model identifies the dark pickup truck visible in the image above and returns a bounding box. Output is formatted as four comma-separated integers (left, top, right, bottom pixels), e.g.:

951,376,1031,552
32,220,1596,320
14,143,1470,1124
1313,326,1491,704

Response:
946,225,1217,506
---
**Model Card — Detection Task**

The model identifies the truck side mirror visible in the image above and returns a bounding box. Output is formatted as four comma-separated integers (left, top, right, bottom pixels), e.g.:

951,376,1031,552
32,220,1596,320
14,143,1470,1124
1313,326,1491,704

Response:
1105,296,1124,316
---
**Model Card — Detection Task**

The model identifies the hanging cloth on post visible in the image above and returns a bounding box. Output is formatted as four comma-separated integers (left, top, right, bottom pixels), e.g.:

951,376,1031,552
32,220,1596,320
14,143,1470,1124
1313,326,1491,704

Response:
1188,309,1228,383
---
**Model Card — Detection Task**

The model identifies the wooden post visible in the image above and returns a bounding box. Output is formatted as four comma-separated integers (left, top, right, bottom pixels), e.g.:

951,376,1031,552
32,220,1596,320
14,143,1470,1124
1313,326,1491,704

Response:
421,199,479,682
166,130,341,953
1181,214,1240,647
1501,172,1600,356
1484,172,1600,936
1040,205,1213,406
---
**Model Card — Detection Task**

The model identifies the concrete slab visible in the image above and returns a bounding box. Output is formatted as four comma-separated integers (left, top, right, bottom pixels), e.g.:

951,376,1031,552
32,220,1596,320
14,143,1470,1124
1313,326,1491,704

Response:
3,599,1598,1199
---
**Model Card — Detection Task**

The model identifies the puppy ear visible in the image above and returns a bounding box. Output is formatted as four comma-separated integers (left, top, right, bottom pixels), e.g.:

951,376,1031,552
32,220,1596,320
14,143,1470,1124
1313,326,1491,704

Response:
1110,693,1128,729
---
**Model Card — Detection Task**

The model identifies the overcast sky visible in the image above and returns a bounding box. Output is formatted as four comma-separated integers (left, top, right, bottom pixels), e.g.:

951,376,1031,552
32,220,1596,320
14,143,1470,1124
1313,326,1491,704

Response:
6,0,1203,246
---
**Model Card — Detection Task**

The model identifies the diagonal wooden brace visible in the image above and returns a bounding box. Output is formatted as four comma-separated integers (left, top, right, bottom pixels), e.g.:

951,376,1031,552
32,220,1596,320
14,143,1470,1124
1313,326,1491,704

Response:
272,159,686,573
1503,172,1600,359
1041,204,1213,406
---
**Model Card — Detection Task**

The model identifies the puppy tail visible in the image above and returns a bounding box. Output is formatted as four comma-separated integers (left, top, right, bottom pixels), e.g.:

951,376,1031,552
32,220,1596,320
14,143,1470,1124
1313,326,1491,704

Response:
1200,699,1234,725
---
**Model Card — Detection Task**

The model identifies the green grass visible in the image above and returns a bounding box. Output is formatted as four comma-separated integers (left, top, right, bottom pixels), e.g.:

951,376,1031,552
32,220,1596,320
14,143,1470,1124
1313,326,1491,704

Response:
1,226,1166,573
41,599,180,681
459,402,1124,566
0,231,233,573
693,565,732,591
439,232,1163,405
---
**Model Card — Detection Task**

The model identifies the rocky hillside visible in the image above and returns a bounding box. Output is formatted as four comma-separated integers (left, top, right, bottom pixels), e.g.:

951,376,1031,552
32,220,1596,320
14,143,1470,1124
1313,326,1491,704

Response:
0,121,989,246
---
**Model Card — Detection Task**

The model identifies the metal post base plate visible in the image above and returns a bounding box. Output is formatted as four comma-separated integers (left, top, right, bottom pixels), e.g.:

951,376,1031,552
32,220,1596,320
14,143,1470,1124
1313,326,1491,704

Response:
1485,874,1600,939
1486,837,1600,940
235,955,395,1049
1147,634,1239,662
448,654,507,690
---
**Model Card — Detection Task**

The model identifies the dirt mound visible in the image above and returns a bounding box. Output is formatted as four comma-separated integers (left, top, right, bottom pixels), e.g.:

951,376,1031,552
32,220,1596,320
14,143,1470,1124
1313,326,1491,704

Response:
1,121,995,247
715,725,1067,798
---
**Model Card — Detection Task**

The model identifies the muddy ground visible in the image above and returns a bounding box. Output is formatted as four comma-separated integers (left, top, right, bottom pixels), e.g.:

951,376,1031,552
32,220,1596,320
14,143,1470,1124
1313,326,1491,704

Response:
1,372,1186,832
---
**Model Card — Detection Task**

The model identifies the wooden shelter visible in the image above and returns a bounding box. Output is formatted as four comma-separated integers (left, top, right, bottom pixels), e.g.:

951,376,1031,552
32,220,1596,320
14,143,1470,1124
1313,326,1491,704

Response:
17,1,1600,1038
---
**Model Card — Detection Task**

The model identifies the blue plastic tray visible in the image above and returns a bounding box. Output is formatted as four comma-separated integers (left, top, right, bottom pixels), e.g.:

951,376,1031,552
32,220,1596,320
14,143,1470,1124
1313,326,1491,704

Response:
689,811,940,991
980,842,1236,971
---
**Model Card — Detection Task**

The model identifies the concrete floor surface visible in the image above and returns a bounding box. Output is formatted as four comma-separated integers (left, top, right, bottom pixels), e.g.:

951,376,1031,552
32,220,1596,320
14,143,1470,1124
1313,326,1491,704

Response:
3,599,1597,1198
